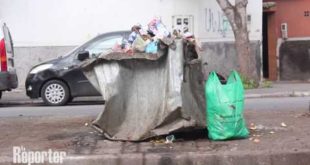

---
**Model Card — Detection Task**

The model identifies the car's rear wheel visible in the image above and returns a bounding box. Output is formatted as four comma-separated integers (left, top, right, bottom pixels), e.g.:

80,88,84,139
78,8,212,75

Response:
41,80,70,106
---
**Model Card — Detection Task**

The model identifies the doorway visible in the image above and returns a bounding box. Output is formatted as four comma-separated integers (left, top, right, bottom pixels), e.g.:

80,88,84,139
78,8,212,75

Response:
262,13,269,79
262,11,277,80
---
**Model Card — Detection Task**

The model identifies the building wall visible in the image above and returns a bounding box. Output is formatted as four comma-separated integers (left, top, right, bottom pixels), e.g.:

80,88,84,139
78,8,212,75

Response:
197,0,262,42
201,41,261,80
0,0,262,89
279,40,310,81
0,0,200,88
0,0,200,47
197,0,262,79
0,0,262,46
265,0,310,38
264,0,310,81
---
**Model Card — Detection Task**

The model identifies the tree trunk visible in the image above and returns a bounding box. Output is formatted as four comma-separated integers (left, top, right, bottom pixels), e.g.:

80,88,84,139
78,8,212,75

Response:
235,28,257,80
216,0,258,81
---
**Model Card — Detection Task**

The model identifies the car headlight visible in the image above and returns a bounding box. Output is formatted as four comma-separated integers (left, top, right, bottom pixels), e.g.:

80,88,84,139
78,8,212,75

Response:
30,64,53,74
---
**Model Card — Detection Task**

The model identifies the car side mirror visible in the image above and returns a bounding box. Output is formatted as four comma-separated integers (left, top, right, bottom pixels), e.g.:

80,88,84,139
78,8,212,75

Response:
77,51,90,61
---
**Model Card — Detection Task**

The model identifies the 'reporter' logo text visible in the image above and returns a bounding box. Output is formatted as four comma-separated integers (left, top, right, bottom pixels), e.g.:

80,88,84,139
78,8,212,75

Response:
13,146,66,165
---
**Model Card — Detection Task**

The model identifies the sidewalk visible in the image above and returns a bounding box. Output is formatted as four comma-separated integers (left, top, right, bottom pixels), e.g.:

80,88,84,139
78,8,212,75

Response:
1,109,310,165
246,82,310,98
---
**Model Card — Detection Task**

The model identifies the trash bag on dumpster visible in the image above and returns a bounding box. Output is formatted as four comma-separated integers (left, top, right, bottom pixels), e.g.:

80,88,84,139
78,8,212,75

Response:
81,39,206,141
145,41,158,54
132,35,148,52
205,70,249,140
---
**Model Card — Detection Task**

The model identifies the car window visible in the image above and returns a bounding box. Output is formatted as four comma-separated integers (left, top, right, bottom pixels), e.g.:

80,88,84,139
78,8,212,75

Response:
85,35,123,58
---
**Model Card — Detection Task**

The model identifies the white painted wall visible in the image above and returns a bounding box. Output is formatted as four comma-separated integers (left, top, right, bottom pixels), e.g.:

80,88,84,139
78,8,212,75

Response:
196,0,262,42
0,0,261,46
0,0,199,47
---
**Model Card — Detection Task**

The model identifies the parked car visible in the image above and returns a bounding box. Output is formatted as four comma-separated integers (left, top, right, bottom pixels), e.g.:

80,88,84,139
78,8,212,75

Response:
25,31,130,106
0,21,18,98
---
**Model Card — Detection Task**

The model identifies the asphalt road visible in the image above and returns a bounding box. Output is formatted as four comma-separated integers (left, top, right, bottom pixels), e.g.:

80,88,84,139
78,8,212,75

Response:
0,96,309,117
0,103,103,117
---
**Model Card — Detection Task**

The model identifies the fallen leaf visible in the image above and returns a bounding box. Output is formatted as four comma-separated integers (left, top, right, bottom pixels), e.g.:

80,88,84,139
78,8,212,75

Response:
84,123,89,127
253,139,260,143
270,131,275,134
150,138,166,144
281,122,287,127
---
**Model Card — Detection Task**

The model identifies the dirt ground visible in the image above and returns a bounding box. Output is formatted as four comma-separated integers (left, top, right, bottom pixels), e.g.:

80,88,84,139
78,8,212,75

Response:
0,109,310,158
0,116,95,157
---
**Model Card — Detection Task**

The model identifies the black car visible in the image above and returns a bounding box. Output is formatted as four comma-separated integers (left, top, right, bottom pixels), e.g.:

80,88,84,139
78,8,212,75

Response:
25,31,130,106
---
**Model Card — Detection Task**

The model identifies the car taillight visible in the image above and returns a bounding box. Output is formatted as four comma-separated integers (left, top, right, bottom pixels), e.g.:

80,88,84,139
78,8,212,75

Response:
0,38,7,72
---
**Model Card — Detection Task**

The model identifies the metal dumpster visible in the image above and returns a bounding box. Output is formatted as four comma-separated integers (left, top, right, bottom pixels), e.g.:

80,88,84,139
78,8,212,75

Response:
81,40,206,141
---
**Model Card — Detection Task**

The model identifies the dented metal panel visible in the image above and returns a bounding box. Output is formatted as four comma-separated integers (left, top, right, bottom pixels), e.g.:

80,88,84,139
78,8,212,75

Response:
82,40,206,141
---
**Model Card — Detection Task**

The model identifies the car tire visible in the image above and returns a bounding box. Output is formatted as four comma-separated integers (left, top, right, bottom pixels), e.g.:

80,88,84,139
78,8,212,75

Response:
41,80,70,106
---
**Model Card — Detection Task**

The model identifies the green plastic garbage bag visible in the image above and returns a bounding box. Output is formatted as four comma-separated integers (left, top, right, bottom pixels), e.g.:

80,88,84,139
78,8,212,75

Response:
205,70,249,140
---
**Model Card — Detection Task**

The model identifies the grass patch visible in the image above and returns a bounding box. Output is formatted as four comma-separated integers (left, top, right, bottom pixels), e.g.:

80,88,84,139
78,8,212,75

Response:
240,75,273,89
260,80,273,88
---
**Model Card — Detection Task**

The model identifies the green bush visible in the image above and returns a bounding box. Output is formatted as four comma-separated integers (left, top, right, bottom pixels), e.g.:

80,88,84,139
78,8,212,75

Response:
240,75,259,89
260,80,273,88
239,74,273,89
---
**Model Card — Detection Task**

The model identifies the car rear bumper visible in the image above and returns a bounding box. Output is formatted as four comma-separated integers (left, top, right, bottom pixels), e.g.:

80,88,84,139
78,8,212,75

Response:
0,70,18,91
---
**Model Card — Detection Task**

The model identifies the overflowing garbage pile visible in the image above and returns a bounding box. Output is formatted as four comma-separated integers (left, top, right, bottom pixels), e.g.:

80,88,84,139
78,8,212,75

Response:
81,18,206,141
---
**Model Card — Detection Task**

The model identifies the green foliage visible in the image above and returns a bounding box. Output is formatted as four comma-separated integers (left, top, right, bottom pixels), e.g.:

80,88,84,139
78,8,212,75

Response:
260,80,273,88
240,75,259,89
240,74,273,89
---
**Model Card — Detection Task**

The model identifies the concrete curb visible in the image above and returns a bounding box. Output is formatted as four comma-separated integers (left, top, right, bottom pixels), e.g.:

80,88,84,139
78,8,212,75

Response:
63,151,310,165
245,91,310,99
0,100,42,105
2,150,310,165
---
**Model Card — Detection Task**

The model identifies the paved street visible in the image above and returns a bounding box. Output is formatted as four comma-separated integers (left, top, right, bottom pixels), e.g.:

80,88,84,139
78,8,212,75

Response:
0,83,309,165
0,93,309,117
0,104,103,117
0,91,104,117
1,106,310,165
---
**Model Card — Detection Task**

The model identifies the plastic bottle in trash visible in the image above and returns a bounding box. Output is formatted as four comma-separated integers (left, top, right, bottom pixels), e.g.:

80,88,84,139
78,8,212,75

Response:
165,135,175,144
121,38,128,49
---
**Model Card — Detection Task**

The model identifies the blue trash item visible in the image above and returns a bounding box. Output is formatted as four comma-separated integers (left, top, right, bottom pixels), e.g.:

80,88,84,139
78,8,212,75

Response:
145,41,158,54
